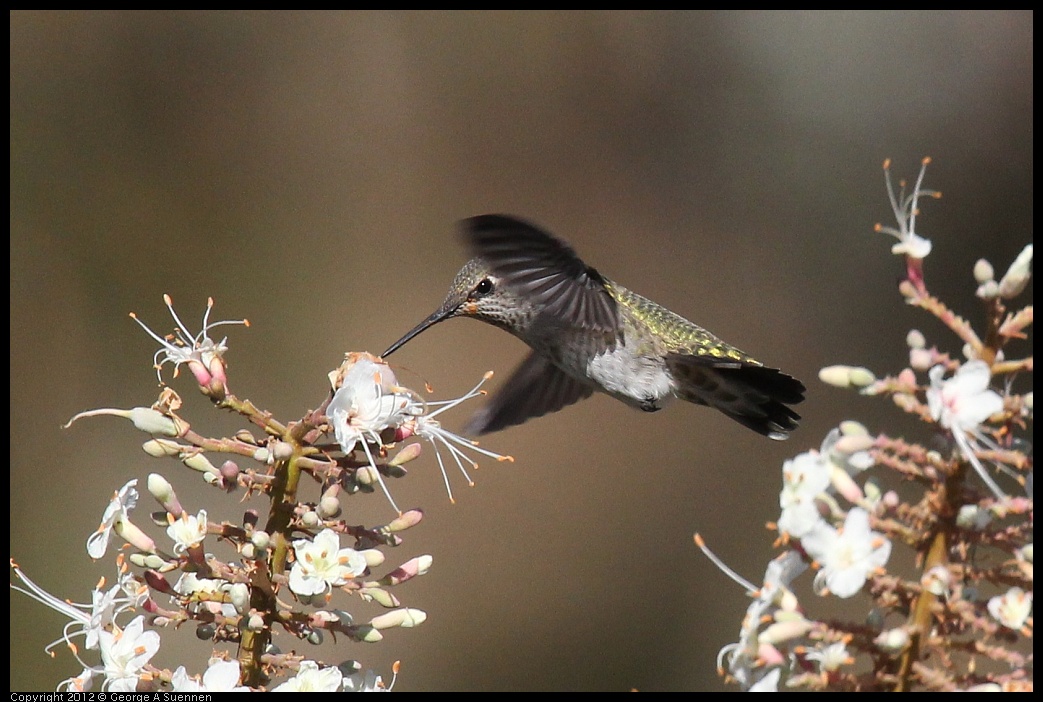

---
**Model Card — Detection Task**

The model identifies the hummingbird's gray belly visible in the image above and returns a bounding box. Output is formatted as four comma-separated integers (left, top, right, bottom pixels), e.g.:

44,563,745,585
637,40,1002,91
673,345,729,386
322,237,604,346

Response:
577,345,675,409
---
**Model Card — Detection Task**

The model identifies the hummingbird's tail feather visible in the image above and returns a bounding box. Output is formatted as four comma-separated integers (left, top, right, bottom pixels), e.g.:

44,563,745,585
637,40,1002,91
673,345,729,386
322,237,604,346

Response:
666,354,806,440
464,351,595,435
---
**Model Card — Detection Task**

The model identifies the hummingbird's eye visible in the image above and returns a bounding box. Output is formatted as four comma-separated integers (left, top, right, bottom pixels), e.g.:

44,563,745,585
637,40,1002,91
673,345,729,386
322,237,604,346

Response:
472,278,494,297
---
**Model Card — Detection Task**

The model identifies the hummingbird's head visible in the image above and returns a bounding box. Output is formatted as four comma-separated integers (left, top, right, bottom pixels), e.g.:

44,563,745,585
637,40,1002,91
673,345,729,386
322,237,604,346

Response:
381,257,526,358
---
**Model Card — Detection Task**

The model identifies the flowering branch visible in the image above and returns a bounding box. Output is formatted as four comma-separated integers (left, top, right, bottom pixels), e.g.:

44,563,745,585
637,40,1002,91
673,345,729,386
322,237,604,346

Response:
14,295,510,691
700,158,1033,692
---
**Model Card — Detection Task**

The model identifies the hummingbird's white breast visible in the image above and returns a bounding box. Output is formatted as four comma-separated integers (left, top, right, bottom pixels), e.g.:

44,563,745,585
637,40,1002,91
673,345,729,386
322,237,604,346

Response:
583,343,675,409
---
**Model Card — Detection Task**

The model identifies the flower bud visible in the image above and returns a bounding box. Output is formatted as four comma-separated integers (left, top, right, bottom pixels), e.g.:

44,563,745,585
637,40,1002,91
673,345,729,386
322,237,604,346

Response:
129,553,168,569
758,617,813,644
355,465,378,486
270,441,294,461
906,329,926,349
921,565,951,597
976,280,1000,300
998,244,1033,299
909,347,933,371
251,530,270,551
355,626,383,643
834,434,874,454
359,587,400,608
956,504,992,531
147,474,183,516
142,438,186,458
875,627,910,652
182,453,220,476
318,496,341,519
64,407,181,436
819,365,854,388
388,443,422,467
973,258,994,284
368,608,427,630
144,570,176,596
220,461,240,485
228,583,250,614
360,549,386,568
235,429,258,444
382,509,423,534
114,518,157,553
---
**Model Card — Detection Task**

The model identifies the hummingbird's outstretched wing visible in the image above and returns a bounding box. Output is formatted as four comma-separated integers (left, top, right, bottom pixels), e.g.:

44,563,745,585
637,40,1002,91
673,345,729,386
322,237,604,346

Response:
464,351,595,435
462,215,622,352
665,354,805,441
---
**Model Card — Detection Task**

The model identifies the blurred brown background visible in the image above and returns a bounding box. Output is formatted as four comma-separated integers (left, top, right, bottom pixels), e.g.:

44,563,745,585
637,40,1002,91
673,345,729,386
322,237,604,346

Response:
10,11,1032,691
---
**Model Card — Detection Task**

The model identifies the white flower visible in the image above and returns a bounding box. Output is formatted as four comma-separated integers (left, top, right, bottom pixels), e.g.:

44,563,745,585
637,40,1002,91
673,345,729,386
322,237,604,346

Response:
98,615,161,691
927,361,1006,499
87,480,139,559
171,660,251,692
777,450,831,538
876,157,937,259
928,361,1003,433
805,641,852,672
130,294,247,387
800,508,891,598
327,356,419,512
272,660,343,692
9,560,141,673
699,538,807,691
328,358,412,454
327,355,511,509
289,529,367,597
987,587,1032,630
166,509,208,554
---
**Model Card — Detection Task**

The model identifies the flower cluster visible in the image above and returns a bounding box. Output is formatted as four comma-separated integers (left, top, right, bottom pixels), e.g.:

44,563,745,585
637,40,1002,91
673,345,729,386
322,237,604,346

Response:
13,296,507,691
701,159,1033,691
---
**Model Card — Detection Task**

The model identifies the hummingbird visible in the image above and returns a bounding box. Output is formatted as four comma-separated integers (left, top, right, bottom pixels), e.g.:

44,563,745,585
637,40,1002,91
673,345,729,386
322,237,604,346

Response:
382,215,805,439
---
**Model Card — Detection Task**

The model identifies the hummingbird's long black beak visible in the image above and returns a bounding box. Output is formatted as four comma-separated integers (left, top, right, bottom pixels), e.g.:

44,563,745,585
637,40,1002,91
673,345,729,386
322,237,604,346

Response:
381,305,457,358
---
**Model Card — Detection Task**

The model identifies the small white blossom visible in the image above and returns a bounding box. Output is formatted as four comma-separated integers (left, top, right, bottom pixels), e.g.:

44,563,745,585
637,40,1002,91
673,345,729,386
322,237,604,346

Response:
327,355,511,509
98,615,161,691
805,641,852,672
928,362,1003,433
166,509,208,554
9,561,138,663
877,157,937,259
289,529,367,597
777,450,831,538
272,660,343,692
987,587,1032,630
927,361,1006,498
130,294,247,386
801,508,891,598
699,537,807,691
328,358,412,454
87,480,139,560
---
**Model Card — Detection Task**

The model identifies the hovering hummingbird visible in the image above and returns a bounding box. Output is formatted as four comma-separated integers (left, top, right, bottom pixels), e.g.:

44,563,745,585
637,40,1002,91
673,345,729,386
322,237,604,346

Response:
382,215,805,439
